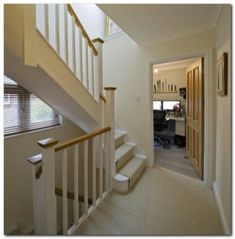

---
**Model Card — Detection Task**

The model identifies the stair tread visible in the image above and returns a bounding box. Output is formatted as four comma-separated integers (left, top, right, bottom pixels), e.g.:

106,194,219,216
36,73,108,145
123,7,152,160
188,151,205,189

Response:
119,156,145,178
115,143,134,162
115,130,126,140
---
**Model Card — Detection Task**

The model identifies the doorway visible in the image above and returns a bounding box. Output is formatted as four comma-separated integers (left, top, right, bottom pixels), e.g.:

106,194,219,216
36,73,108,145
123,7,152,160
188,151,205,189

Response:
152,58,204,180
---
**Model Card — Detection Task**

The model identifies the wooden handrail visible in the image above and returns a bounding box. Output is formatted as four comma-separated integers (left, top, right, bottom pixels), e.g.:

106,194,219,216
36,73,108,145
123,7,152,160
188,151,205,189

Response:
55,187,92,204
55,126,111,152
100,93,106,103
67,4,98,56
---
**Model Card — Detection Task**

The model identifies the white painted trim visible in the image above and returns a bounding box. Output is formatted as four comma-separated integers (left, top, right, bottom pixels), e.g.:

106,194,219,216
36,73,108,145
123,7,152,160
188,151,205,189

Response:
148,48,215,188
213,182,230,235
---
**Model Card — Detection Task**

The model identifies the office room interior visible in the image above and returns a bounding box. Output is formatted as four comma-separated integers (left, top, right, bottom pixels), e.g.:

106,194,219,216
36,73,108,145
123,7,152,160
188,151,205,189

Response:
153,58,201,180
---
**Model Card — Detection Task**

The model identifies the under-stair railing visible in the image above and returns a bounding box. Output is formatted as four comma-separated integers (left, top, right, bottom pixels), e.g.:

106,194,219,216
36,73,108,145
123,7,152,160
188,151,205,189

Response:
36,4,103,102
27,87,116,235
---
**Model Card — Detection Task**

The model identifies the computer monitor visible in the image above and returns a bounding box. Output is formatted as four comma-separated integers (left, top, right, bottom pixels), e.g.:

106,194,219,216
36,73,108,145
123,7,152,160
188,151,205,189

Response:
153,101,162,110
163,100,180,111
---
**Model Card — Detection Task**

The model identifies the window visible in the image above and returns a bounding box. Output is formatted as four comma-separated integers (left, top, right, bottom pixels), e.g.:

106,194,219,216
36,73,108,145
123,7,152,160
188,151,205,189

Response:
4,76,60,136
162,100,181,111
106,16,122,36
153,101,162,110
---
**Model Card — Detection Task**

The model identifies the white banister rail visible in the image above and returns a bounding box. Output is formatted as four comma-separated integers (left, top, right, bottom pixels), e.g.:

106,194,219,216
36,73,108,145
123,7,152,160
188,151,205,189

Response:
36,4,100,101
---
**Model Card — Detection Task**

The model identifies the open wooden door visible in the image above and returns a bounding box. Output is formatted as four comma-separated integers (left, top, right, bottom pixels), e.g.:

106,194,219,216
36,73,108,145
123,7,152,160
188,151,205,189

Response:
186,58,204,179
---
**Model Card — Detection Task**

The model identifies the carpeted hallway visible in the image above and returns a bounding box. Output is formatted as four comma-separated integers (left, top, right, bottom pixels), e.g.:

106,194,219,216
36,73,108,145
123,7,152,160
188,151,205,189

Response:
74,167,222,235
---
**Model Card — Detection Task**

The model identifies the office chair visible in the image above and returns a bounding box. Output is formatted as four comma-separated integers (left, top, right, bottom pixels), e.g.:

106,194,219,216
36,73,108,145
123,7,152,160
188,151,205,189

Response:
153,110,169,148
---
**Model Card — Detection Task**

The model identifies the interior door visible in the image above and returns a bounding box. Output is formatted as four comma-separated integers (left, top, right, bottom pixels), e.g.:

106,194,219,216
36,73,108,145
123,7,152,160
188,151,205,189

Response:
186,58,204,179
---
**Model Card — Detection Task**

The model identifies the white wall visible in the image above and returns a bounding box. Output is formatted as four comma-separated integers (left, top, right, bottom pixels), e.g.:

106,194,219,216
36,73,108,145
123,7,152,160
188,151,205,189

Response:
153,68,186,109
213,5,232,235
103,29,215,166
72,4,106,40
4,118,84,223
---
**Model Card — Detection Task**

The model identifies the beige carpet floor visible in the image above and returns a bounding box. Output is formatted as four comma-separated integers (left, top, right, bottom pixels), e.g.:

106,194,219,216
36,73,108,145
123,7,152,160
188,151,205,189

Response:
74,167,222,235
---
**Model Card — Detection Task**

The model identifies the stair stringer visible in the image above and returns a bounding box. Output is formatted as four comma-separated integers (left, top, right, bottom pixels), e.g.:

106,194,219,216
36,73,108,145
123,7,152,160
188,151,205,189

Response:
5,49,100,132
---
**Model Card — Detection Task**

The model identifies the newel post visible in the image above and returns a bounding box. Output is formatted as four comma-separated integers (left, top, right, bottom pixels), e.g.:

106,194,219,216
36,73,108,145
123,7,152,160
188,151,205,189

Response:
104,87,116,189
36,138,58,234
92,38,104,99
93,38,106,128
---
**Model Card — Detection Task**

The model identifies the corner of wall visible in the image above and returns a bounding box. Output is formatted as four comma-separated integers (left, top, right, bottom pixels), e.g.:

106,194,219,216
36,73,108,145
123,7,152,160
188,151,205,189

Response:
212,181,231,235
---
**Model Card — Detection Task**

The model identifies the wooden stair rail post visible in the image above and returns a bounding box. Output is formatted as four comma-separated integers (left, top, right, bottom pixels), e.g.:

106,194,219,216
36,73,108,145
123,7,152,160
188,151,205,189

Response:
36,138,59,235
104,87,116,190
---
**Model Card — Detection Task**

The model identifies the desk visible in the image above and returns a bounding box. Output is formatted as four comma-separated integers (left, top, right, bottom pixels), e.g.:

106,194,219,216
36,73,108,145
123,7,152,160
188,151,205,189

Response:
166,116,185,136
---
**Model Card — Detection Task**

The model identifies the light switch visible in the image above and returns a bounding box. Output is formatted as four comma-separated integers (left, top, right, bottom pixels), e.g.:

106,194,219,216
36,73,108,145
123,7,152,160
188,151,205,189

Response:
136,96,141,102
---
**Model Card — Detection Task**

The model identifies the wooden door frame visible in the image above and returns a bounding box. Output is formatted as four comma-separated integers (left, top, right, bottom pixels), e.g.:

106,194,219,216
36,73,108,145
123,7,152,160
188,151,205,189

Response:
148,48,215,188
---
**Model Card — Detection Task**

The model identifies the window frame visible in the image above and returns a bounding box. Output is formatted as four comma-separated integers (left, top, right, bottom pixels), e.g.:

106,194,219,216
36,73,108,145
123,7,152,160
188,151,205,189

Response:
105,16,123,37
4,82,61,137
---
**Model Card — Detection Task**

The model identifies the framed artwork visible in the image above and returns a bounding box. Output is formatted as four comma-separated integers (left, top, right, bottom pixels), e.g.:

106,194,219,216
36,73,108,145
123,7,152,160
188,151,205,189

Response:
217,52,228,96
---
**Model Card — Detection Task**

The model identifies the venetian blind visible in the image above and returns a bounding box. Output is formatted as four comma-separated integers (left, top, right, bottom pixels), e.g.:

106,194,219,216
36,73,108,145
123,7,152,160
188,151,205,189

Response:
4,76,60,136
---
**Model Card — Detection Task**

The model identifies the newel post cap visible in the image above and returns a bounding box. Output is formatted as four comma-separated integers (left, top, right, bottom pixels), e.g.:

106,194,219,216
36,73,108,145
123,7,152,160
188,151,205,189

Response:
104,87,117,91
92,38,105,44
37,138,59,149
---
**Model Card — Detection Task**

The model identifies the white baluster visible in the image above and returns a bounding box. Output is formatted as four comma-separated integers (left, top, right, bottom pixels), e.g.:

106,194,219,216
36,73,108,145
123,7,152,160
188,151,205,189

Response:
36,4,46,36
67,13,73,72
105,132,109,191
73,144,79,225
78,28,83,83
64,4,68,64
62,149,68,235
93,39,104,101
88,48,94,96
84,140,88,215
92,137,97,206
99,134,103,198
48,4,57,50
55,4,60,54
44,4,49,40
82,39,89,90
72,16,76,76
91,53,95,97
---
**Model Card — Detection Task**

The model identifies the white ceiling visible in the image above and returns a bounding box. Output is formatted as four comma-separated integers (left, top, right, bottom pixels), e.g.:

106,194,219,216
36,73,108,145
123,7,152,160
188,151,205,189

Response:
99,4,222,46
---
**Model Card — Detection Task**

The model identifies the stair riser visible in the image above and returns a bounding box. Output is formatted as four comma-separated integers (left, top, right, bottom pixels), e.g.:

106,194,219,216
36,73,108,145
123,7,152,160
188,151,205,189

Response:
116,147,134,171
115,135,125,149
129,160,146,189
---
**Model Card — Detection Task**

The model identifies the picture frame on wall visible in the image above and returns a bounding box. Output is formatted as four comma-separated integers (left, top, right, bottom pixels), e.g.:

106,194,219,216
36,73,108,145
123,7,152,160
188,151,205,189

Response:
217,52,228,96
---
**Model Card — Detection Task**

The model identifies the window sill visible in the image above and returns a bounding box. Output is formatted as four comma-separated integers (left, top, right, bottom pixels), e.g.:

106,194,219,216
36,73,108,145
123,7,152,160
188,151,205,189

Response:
4,123,63,140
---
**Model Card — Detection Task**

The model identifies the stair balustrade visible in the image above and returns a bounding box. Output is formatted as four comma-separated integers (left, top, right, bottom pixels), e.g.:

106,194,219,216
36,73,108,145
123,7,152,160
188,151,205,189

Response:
26,5,118,234
36,4,101,102
27,88,116,235
28,126,111,235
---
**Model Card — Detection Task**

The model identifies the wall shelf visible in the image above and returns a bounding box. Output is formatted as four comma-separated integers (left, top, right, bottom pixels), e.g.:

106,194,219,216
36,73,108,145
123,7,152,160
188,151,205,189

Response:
153,91,179,94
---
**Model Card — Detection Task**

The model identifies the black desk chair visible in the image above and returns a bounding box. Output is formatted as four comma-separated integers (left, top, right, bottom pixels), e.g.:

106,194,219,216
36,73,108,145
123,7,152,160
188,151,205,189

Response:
153,111,175,148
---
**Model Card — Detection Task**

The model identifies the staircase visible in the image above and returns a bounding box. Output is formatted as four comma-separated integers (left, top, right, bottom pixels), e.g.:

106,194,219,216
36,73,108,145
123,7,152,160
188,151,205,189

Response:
113,131,146,193
5,3,147,235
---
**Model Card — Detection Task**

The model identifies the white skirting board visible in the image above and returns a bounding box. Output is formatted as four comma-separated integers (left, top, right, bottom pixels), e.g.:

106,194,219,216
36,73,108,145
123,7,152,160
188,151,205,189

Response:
213,182,231,235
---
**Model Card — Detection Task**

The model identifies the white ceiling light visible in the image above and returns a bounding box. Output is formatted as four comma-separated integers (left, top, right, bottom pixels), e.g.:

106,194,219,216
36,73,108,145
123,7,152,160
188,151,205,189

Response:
154,69,158,73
